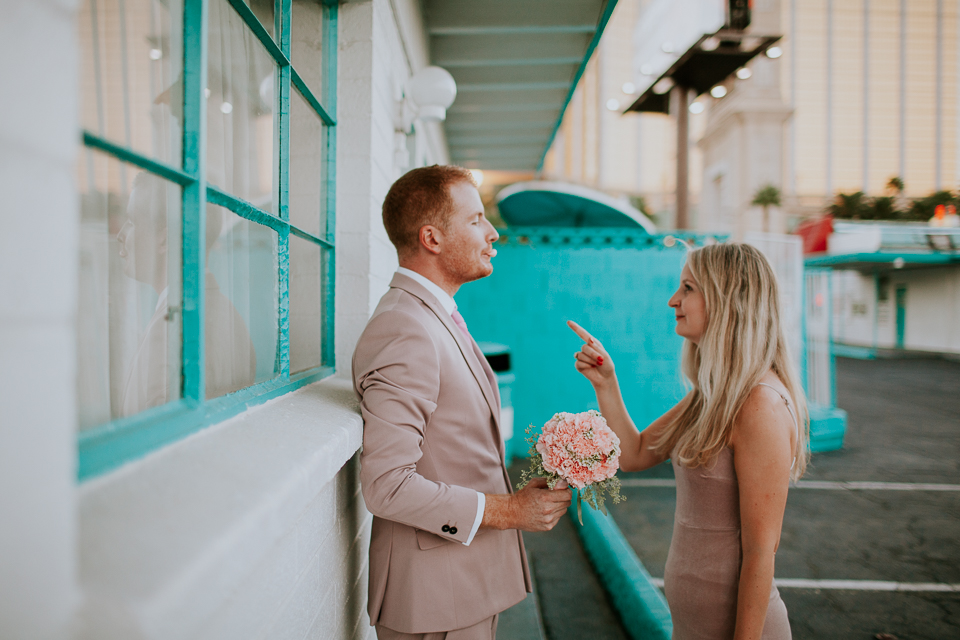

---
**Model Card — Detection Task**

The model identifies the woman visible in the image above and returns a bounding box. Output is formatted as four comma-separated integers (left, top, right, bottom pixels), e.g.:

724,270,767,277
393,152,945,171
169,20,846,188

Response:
569,243,808,640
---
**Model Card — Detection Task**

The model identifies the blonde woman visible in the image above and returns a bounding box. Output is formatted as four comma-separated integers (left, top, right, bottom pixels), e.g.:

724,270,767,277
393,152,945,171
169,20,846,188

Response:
569,243,808,640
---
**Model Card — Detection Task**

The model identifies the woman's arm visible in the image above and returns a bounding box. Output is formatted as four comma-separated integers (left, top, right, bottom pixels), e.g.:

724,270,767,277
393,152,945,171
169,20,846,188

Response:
730,385,795,640
568,321,680,472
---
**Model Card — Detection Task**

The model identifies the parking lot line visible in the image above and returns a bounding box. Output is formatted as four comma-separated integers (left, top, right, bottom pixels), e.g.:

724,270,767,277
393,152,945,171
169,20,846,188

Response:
647,578,960,592
620,479,960,491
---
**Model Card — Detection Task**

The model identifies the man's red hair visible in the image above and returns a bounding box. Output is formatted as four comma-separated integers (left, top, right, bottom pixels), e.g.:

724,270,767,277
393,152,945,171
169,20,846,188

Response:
382,165,477,258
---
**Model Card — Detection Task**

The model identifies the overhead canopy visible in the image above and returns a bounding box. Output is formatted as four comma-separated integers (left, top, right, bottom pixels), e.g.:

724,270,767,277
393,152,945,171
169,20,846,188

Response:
422,0,618,172
627,30,781,114
496,181,656,231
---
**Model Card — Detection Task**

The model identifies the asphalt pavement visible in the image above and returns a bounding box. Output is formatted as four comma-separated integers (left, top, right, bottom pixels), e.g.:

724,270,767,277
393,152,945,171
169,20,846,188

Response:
610,355,960,640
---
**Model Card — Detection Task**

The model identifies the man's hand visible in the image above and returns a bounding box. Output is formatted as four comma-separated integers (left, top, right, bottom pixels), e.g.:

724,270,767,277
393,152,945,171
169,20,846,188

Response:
481,478,573,532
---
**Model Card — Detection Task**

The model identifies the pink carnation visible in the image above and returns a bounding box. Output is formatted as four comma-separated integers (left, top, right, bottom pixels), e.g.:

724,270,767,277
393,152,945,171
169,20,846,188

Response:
534,410,621,490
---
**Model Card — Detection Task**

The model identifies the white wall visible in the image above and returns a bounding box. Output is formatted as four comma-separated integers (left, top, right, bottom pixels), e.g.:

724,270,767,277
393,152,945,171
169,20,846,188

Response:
832,270,878,348
832,267,960,355
894,268,960,354
0,0,448,639
0,1,80,638
336,0,446,373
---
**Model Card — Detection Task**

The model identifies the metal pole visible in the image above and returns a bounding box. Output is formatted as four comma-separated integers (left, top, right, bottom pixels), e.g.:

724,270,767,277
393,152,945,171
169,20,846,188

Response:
674,85,689,229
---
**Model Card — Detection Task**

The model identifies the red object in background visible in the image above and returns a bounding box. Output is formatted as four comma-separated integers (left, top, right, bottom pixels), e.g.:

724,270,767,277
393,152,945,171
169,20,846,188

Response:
793,215,834,254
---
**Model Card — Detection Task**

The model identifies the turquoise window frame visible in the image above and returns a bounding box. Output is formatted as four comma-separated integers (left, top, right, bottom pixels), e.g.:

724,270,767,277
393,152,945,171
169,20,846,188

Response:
78,0,339,481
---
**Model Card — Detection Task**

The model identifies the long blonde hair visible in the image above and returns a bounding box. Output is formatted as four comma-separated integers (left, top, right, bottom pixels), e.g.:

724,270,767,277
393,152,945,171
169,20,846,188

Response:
654,243,810,480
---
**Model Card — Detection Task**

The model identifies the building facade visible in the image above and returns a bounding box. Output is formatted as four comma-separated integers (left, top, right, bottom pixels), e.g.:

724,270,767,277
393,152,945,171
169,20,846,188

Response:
542,0,960,236
2,0,447,638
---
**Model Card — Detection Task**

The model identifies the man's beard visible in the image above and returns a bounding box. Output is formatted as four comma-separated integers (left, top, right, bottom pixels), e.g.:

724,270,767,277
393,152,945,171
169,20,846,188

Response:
441,245,492,285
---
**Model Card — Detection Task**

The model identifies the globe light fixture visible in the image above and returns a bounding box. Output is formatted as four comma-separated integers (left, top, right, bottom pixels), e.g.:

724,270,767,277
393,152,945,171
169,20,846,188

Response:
700,37,720,52
766,46,783,59
621,82,636,95
710,85,727,99
640,63,655,76
406,66,457,122
652,77,675,95
606,99,621,111
689,101,705,114
736,67,752,80
661,41,674,54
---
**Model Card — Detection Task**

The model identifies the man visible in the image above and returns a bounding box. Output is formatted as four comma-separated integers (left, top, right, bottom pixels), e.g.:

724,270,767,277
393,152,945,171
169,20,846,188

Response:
353,165,572,640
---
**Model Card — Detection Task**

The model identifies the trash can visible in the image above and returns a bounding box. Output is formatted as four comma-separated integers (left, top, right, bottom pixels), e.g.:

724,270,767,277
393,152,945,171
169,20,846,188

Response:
478,342,516,467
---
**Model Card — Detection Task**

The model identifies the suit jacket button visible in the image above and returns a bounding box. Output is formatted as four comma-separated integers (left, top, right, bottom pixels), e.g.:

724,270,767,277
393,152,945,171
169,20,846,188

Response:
449,526,458,535
441,524,450,532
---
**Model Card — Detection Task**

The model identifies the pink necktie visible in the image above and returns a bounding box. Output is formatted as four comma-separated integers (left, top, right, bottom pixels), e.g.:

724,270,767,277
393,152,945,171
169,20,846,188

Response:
450,308,472,342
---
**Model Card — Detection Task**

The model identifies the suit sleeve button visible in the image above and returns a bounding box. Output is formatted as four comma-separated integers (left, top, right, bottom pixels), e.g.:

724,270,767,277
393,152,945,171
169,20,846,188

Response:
441,524,450,532
449,526,458,535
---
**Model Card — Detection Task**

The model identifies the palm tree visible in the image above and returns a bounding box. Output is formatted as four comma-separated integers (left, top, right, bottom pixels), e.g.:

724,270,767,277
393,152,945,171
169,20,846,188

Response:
828,191,869,219
886,176,909,213
752,184,782,233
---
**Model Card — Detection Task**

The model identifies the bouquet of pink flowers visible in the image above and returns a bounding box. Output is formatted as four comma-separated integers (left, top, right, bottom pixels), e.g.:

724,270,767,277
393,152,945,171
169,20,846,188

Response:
518,410,625,524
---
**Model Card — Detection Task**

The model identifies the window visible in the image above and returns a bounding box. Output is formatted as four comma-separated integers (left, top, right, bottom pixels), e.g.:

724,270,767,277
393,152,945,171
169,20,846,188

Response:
77,0,338,480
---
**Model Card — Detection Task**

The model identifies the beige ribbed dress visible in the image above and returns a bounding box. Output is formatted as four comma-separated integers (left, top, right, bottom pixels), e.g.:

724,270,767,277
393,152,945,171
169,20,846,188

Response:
662,384,794,640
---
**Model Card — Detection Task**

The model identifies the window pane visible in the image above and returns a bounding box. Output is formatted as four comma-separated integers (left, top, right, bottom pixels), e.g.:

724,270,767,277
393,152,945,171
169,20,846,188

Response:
205,206,279,397
207,0,278,213
291,0,326,98
289,235,324,373
240,0,275,39
79,0,183,167
289,87,328,238
77,151,183,430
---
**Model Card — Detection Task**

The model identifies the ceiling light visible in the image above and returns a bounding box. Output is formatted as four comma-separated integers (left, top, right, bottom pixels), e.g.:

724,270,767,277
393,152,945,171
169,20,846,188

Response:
220,101,233,114
606,99,621,111
736,67,752,80
701,37,720,51
689,101,704,114
622,82,636,95
710,85,727,98
640,64,655,76
661,42,674,54
766,46,783,59
652,78,675,95
149,48,162,60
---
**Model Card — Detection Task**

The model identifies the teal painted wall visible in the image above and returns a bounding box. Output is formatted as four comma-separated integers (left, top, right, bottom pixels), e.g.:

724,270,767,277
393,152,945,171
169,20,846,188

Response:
456,229,701,459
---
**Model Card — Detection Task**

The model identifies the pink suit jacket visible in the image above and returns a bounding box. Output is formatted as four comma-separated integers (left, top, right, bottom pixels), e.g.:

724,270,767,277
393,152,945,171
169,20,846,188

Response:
352,272,531,634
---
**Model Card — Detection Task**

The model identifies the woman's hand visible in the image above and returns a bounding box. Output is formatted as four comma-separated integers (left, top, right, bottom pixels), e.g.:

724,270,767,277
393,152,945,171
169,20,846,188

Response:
567,320,616,388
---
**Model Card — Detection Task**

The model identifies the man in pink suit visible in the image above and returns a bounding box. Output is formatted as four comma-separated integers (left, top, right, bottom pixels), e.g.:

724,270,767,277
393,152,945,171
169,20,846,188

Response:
353,165,572,640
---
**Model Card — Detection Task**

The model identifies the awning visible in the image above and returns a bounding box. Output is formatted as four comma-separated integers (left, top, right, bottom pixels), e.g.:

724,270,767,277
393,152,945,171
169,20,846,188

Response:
495,181,656,231
422,0,618,172
627,30,781,114
804,252,960,272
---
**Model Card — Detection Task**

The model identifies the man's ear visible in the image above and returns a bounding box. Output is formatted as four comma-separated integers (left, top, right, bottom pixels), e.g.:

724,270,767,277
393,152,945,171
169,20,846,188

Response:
419,224,443,256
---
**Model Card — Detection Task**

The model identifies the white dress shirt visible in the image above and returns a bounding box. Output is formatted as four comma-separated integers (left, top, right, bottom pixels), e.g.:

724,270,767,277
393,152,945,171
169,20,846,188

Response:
395,267,486,546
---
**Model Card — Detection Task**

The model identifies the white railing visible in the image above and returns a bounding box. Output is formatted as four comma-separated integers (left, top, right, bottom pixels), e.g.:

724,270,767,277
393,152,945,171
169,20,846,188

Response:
745,233,805,370
804,269,833,406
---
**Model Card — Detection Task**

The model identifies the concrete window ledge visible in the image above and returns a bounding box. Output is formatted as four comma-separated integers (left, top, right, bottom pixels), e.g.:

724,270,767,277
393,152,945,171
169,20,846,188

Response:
76,377,365,640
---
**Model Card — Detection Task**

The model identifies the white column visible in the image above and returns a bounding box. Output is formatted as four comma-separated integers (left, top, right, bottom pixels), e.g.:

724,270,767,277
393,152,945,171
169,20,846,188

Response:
0,1,80,638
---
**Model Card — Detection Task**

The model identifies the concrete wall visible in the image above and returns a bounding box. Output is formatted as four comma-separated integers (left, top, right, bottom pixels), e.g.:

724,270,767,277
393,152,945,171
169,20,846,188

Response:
455,232,690,459
832,267,960,355
1,0,446,638
0,1,80,638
